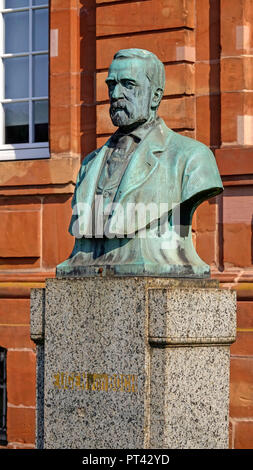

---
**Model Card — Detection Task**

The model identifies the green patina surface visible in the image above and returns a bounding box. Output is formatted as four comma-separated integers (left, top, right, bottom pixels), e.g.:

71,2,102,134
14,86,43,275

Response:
57,49,223,278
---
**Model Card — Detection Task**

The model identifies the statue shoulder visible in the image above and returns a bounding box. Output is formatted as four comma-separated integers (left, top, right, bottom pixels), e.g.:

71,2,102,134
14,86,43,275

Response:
73,147,104,187
77,145,106,176
166,130,223,202
167,129,213,160
81,147,103,167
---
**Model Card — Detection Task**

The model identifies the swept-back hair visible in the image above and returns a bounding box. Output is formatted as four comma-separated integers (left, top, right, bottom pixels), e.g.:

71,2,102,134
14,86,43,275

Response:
113,48,165,99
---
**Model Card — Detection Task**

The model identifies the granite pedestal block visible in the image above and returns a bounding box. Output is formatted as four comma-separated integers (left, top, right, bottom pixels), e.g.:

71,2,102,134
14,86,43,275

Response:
30,277,236,449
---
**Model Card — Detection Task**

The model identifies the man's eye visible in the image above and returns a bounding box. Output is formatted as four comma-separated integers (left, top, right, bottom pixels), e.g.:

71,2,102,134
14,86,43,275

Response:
122,80,135,89
107,81,116,90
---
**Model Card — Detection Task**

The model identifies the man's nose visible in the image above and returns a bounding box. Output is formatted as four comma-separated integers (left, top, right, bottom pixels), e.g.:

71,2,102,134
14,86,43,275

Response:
111,83,124,100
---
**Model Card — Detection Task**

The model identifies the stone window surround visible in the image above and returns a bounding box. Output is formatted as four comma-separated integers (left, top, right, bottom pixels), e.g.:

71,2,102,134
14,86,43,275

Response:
0,0,49,161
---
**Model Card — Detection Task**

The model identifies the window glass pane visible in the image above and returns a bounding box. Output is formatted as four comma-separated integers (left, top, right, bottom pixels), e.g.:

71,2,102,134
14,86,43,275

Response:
33,54,48,97
0,359,4,385
4,0,28,7
34,100,48,142
0,388,3,427
5,56,29,99
4,11,29,54
0,349,6,440
33,8,48,51
0,351,5,385
32,0,48,5
4,101,29,143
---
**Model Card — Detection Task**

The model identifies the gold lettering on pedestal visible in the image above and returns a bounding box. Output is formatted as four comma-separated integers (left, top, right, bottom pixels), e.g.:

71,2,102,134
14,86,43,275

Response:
52,372,137,393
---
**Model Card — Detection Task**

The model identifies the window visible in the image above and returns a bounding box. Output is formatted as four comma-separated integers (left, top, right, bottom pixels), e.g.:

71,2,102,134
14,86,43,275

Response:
0,0,49,160
0,347,7,445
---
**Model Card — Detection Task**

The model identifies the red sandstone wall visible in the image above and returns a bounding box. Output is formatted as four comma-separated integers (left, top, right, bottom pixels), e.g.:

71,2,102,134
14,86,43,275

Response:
0,0,252,448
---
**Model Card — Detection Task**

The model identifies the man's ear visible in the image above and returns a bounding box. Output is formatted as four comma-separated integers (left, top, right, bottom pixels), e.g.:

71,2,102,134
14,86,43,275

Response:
151,88,163,108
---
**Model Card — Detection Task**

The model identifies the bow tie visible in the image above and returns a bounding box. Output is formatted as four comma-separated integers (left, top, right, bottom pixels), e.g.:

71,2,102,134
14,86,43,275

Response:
112,131,140,147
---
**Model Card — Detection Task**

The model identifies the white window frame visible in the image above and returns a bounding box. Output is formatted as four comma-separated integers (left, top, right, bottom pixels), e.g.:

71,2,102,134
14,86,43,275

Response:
0,0,49,161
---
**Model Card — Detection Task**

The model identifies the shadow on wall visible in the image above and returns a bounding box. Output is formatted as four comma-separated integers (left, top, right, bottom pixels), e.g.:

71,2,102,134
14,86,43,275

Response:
251,214,253,265
209,0,221,149
80,0,96,159
222,186,253,269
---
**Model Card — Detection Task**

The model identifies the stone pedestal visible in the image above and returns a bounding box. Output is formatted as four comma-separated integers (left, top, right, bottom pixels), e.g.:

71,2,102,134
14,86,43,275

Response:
30,277,236,449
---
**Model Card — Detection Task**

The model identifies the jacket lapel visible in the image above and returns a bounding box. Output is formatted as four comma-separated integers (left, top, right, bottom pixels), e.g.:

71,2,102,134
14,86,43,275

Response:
115,119,172,203
73,142,110,236
77,142,110,208
76,119,172,219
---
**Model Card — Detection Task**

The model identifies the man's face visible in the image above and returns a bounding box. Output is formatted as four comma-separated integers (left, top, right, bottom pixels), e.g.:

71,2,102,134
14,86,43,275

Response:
106,58,153,128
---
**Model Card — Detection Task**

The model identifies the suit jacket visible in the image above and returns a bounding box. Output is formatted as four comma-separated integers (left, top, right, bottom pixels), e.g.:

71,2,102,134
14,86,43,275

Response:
69,118,223,239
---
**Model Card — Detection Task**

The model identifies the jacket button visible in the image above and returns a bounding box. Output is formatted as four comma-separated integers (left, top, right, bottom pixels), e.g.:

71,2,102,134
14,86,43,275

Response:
103,190,109,198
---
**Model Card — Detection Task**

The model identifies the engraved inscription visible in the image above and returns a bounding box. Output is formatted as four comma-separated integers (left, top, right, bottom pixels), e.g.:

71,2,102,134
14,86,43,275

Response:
53,372,137,392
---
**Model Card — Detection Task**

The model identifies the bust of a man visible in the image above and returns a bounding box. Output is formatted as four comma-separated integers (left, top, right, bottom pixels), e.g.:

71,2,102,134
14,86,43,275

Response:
57,48,223,278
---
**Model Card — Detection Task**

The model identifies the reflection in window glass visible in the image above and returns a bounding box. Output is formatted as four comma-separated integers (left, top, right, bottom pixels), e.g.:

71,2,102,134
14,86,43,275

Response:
4,11,29,54
0,358,4,385
5,56,29,99
34,100,48,142
4,0,28,7
0,348,7,446
0,389,3,424
1,2,49,149
4,102,29,143
33,8,48,51
33,0,48,5
33,54,48,97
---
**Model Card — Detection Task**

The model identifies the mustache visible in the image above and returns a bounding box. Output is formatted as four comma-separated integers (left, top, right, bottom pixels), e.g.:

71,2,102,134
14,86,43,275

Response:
110,100,130,114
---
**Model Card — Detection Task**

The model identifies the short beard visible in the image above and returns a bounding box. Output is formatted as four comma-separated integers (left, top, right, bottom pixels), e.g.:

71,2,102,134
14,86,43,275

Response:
109,97,152,128
109,106,133,127
110,107,150,128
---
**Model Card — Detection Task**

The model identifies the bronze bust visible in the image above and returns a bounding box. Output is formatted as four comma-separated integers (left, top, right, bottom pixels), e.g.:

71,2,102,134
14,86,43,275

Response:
57,49,223,277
